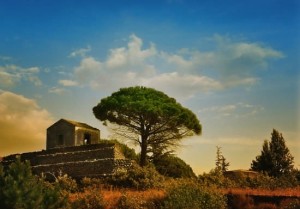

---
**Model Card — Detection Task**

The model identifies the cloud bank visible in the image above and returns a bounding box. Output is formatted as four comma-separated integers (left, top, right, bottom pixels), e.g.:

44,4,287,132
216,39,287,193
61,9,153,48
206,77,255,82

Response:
0,91,53,156
0,64,42,88
57,34,283,99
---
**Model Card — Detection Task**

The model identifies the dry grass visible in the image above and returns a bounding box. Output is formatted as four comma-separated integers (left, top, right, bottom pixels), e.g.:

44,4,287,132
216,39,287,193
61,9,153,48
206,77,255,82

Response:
69,188,166,209
69,186,300,208
222,187,300,197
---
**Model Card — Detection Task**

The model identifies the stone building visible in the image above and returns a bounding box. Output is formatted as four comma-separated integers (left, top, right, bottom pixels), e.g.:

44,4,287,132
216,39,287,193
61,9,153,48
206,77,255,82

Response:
46,119,100,149
2,119,133,178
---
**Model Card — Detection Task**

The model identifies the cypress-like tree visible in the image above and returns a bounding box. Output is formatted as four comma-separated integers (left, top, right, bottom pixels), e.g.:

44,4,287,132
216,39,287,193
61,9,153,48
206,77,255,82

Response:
215,146,230,173
251,129,294,177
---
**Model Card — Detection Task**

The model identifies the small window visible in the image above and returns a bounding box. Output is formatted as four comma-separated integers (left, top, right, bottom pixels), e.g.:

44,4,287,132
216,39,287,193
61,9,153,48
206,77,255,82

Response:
84,133,91,145
57,134,64,145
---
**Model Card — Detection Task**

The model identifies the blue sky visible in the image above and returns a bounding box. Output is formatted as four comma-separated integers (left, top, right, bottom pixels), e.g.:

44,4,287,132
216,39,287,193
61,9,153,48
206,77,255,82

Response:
0,0,299,173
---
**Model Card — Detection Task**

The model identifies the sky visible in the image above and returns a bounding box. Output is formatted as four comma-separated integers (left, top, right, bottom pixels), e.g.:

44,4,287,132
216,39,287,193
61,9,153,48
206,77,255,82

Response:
0,0,299,174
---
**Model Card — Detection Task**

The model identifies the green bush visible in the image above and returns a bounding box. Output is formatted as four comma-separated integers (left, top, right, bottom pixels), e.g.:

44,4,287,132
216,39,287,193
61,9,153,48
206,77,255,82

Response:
199,169,299,189
80,177,103,190
109,163,164,190
161,180,227,209
198,169,234,188
98,139,138,162
0,156,68,209
55,174,78,193
153,155,196,178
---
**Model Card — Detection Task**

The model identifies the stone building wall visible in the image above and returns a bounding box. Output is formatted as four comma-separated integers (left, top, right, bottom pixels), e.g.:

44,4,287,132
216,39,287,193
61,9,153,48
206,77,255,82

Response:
46,119,100,149
46,121,75,149
2,144,132,178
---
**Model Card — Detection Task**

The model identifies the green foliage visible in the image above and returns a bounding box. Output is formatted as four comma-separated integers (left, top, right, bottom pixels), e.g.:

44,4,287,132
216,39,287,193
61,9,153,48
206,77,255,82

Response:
71,189,105,209
199,169,299,189
55,174,78,193
251,129,294,177
98,139,138,162
109,163,164,190
93,86,202,166
0,156,67,209
198,169,234,188
80,177,103,190
116,193,157,209
153,155,196,178
161,180,227,209
215,146,230,174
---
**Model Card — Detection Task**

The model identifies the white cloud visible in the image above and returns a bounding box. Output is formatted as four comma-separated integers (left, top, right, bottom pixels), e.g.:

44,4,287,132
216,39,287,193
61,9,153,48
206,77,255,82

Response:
0,64,42,88
48,87,67,94
62,34,283,99
74,57,103,85
69,46,91,58
142,72,222,99
59,79,78,86
0,91,53,156
199,102,264,118
208,35,283,80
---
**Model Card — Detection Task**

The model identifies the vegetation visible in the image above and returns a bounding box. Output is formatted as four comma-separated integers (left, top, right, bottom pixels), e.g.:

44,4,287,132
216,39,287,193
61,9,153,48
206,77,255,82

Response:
0,156,68,209
215,146,230,174
161,179,227,209
108,163,164,190
1,125,299,209
153,155,196,178
93,86,202,166
97,139,138,162
1,149,300,209
251,129,294,177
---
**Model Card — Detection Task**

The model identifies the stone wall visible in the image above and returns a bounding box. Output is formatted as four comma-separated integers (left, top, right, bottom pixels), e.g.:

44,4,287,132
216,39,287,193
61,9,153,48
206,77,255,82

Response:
47,120,75,149
2,144,132,178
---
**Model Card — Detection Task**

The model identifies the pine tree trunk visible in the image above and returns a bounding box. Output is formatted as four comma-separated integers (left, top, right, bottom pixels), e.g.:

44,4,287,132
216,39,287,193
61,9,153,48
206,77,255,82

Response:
140,135,148,167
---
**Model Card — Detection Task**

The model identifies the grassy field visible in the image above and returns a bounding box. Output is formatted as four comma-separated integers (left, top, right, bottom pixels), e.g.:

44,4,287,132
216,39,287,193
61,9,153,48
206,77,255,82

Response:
69,187,300,209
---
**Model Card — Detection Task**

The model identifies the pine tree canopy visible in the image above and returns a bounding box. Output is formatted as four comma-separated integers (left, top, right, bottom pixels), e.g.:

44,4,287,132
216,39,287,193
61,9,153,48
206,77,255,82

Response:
93,86,202,166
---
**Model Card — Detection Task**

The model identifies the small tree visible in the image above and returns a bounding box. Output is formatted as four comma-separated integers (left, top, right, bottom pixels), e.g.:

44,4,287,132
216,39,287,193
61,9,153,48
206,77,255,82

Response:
251,129,294,177
215,146,230,174
0,156,67,209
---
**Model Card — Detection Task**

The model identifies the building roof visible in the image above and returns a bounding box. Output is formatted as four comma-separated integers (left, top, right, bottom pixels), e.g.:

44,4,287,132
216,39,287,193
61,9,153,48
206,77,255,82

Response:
49,119,99,131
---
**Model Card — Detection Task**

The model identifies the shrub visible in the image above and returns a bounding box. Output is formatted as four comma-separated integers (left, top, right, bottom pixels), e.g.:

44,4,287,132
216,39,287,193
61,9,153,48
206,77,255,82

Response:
199,169,299,189
71,190,105,209
161,180,227,209
98,139,138,162
55,174,78,193
153,155,196,178
109,163,164,190
117,193,147,209
0,156,68,209
198,169,234,188
80,177,103,190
